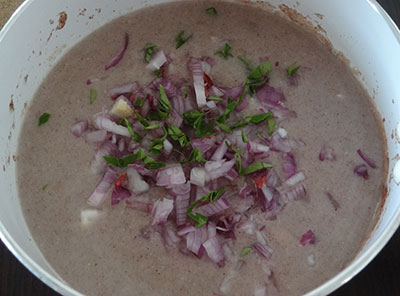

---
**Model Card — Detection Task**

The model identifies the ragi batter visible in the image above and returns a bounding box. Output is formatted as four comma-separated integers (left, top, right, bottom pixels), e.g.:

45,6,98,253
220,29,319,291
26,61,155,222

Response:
16,1,387,295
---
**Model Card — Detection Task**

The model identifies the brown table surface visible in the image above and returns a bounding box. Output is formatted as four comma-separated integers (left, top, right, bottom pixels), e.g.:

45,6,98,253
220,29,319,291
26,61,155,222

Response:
1,0,400,295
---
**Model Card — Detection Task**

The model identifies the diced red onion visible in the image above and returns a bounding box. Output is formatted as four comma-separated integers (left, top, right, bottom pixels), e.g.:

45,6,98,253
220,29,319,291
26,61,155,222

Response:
95,115,131,137
282,153,297,179
163,139,173,156
211,139,230,161
225,167,239,181
125,199,153,213
166,109,183,128
171,95,185,115
146,50,167,71
88,167,118,207
188,57,207,108
252,242,272,260
175,193,191,226
108,82,139,99
284,171,306,186
168,181,191,197
270,132,298,153
357,149,377,169
190,167,209,187
247,141,270,154
161,226,181,247
237,218,256,235
128,163,153,177
278,183,307,202
126,167,150,194
354,164,369,179
203,236,225,265
111,186,131,205
90,141,118,175
160,80,177,98
186,226,208,255
151,198,174,225
105,33,129,70
71,120,88,137
219,260,244,294
191,138,214,154
85,129,108,143
300,230,316,246
256,84,284,104
118,138,126,152
205,159,235,180
195,198,230,217
207,221,217,238
156,164,186,186
177,225,196,236
319,145,336,161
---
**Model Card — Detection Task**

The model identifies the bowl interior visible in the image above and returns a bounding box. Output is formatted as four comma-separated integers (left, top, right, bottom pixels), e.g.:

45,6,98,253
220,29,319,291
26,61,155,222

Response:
1,0,400,295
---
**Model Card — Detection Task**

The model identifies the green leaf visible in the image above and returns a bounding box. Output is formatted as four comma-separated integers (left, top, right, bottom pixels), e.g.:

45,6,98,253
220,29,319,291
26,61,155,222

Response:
183,109,204,126
150,127,167,156
208,96,224,102
168,125,190,147
104,149,165,169
144,123,160,130
287,61,301,77
215,43,233,59
42,184,48,191
185,148,206,165
267,117,276,136
231,112,272,129
248,61,272,80
242,161,275,175
217,98,239,123
121,118,142,142
89,89,97,104
144,43,156,63
240,247,253,257
133,109,149,127
134,97,143,107
154,70,162,77
241,130,248,143
148,110,162,121
183,88,189,98
234,148,242,174
256,132,263,139
206,7,218,16
145,161,166,170
38,112,51,126
187,189,226,227
175,30,192,49
238,56,254,71
183,109,215,138
215,120,232,133
104,154,138,168
158,85,172,119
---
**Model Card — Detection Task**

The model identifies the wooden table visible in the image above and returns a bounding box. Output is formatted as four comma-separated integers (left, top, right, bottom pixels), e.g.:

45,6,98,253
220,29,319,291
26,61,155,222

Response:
1,0,400,295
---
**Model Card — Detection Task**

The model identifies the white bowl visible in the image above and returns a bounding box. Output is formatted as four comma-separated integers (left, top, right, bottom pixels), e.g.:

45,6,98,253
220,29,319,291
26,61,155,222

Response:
1,0,400,295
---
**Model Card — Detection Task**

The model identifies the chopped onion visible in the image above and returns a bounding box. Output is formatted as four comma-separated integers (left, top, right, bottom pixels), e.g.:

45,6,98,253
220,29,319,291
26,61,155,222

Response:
81,209,103,225
95,115,131,137
284,171,306,186
205,159,235,180
357,149,377,169
190,167,208,187
175,193,191,226
88,167,118,207
90,141,118,175
211,139,230,161
300,230,316,246
319,145,336,161
195,198,230,217
161,226,181,247
186,226,208,255
156,164,186,186
146,50,168,71
191,138,214,154
125,199,153,213
282,153,297,179
71,120,88,137
354,164,369,179
203,236,225,264
111,186,131,205
278,183,307,202
247,141,270,154
163,139,173,156
219,260,244,294
168,181,191,197
256,84,284,104
85,129,108,143
105,33,129,70
126,167,150,194
177,225,196,236
151,198,174,225
188,57,207,108
108,82,139,99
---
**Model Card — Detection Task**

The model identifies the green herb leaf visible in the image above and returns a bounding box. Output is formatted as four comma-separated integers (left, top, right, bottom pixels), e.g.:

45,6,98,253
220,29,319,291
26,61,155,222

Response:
206,7,218,16
158,85,172,119
256,132,263,139
242,161,275,175
287,61,301,77
89,89,97,104
154,70,162,77
121,118,143,143
144,43,156,63
267,117,276,136
187,188,226,227
215,120,232,133
104,149,165,169
231,112,272,129
185,148,206,165
234,148,242,174
183,109,215,138
183,88,189,98
134,97,143,107
238,56,254,71
183,109,204,127
148,110,162,121
215,43,233,59
145,161,166,170
175,30,193,49
241,130,248,143
144,123,160,130
103,154,138,168
217,98,239,123
240,247,253,257
208,96,224,102
168,125,190,147
150,127,167,156
248,61,272,80
38,112,51,126
133,109,149,127
42,184,48,191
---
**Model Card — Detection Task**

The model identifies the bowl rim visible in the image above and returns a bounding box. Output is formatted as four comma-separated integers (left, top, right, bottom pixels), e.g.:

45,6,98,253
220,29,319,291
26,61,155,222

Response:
1,0,400,295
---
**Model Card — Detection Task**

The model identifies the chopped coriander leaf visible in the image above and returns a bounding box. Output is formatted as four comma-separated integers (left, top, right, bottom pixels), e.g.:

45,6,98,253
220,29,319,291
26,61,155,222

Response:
183,88,189,98
144,43,156,63
105,149,166,169
234,148,242,174
231,112,272,129
121,117,142,142
175,30,193,49
215,120,232,133
134,97,143,107
38,112,51,126
148,110,162,121
42,184,48,191
267,117,276,136
89,89,97,104
183,109,204,127
174,148,187,162
168,125,190,147
206,7,218,16
256,132,263,139
104,154,138,168
154,70,162,77
247,78,267,95
145,161,166,170
195,120,215,138
242,161,275,175
248,61,272,80
187,188,226,227
208,96,224,102
238,81,248,104
183,109,215,138
240,247,253,257
241,130,248,143
216,98,239,123
238,56,254,71
287,61,301,76
150,128,167,156
133,109,149,127
215,43,233,59
158,85,172,119
185,148,206,165
144,123,160,130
